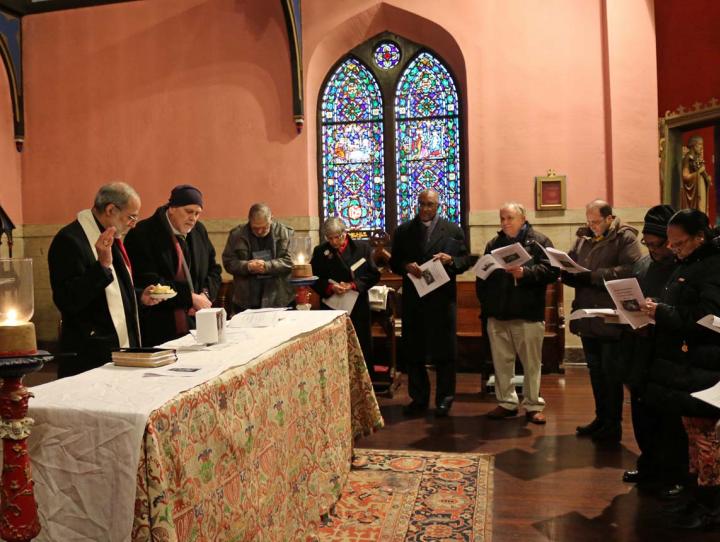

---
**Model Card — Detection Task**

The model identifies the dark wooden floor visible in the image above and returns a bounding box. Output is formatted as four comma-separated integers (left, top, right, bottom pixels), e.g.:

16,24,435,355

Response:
357,367,720,542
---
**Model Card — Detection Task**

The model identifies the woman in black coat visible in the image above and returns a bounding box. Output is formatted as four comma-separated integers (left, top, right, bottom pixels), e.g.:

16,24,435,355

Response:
644,209,720,529
311,218,380,378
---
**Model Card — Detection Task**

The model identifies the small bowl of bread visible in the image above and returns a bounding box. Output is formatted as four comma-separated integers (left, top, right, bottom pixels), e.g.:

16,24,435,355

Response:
148,284,177,300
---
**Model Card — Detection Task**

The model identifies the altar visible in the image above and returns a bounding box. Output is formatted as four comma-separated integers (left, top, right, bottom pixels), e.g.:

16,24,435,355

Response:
27,311,383,541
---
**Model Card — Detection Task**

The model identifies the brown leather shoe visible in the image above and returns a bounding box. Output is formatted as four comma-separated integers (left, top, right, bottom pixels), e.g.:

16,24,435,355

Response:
486,406,518,419
526,411,547,425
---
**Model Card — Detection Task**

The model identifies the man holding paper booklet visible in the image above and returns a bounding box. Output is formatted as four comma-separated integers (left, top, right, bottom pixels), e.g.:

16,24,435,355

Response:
475,202,558,424
390,189,470,417
311,217,380,377
563,200,642,443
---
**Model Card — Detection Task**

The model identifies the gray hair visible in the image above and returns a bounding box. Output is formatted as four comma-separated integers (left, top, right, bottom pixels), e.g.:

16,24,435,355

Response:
323,217,347,238
93,182,139,212
500,202,526,218
248,203,272,221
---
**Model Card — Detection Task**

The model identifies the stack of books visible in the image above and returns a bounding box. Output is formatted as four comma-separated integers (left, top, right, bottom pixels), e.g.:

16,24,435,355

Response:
111,348,177,368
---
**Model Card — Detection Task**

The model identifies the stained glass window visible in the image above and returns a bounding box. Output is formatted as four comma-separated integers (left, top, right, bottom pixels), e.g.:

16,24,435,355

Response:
320,58,385,233
395,52,461,225
373,42,400,70
319,38,463,237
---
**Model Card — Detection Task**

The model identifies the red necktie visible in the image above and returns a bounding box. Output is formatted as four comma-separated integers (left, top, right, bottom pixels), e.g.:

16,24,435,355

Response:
114,237,133,278
172,235,190,335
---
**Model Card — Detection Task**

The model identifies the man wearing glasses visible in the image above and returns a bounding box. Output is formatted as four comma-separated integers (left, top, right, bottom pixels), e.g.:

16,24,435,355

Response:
125,184,222,347
563,199,642,443
48,182,160,377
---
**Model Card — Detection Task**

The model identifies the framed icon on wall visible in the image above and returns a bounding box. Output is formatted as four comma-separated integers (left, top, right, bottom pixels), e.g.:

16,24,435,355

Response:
535,174,566,211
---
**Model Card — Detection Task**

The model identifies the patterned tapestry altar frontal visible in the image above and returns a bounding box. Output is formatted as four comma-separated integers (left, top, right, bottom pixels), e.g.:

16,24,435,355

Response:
131,316,383,541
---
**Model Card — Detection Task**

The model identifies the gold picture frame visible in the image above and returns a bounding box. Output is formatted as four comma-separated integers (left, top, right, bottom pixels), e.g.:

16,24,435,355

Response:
535,174,566,210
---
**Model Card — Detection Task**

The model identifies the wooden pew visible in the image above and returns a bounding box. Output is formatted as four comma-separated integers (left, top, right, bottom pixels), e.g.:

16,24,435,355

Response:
373,273,565,375
454,280,566,376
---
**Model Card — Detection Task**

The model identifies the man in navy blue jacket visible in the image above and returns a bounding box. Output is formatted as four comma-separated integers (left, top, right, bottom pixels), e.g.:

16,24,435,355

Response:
476,202,558,424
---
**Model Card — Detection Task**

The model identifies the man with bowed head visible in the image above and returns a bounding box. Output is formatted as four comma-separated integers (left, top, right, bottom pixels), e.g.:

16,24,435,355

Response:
48,182,161,377
223,203,294,313
125,184,222,346
390,188,470,417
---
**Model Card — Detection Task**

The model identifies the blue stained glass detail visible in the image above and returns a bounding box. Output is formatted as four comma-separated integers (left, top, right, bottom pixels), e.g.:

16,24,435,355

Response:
395,52,459,119
321,58,385,233
321,58,383,123
373,42,401,70
395,53,461,225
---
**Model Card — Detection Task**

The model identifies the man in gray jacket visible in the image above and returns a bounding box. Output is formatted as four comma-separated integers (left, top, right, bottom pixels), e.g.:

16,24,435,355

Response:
222,203,294,313
564,199,643,443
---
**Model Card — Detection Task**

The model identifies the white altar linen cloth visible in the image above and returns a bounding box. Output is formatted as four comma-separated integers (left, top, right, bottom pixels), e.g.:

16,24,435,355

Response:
28,310,345,542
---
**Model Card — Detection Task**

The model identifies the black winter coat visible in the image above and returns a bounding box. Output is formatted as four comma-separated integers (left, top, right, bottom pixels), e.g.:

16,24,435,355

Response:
616,255,676,387
644,243,720,418
48,220,141,376
311,238,380,360
124,206,222,347
475,224,558,322
389,216,470,359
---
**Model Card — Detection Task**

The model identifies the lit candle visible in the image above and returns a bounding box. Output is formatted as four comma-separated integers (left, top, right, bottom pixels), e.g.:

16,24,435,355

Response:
3,308,17,325
297,254,305,265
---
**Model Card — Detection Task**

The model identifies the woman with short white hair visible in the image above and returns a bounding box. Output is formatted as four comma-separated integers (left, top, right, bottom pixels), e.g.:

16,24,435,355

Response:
311,218,380,378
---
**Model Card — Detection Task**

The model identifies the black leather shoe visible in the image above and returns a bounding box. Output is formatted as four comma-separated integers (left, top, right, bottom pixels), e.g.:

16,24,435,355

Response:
435,397,453,418
623,470,642,483
664,498,695,514
576,418,603,437
669,506,713,530
402,401,428,416
660,484,686,499
591,424,621,443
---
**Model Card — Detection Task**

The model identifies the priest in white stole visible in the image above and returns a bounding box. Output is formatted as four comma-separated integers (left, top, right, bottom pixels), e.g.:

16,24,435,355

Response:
48,182,159,377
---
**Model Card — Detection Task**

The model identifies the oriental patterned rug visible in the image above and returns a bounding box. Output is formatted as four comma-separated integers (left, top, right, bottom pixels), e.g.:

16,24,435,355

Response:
318,449,493,541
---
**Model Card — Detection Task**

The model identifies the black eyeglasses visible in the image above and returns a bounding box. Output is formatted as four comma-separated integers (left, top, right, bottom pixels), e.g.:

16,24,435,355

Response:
641,238,667,250
113,204,139,223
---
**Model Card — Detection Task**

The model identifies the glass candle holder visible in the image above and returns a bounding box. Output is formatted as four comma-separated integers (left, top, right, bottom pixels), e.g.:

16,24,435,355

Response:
290,235,312,266
0,258,33,324
290,235,313,278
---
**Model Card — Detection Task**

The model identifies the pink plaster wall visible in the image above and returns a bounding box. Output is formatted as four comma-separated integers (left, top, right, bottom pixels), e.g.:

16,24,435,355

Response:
18,0,659,226
21,0,307,224
604,0,660,206
0,65,23,226
304,0,659,213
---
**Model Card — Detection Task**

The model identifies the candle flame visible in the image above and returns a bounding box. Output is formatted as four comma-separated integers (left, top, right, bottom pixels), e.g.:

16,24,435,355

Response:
297,254,305,264
4,309,17,325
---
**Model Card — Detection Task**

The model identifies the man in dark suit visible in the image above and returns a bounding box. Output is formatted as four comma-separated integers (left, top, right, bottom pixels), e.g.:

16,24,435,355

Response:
124,184,222,346
48,182,159,377
390,189,470,417
311,217,380,378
